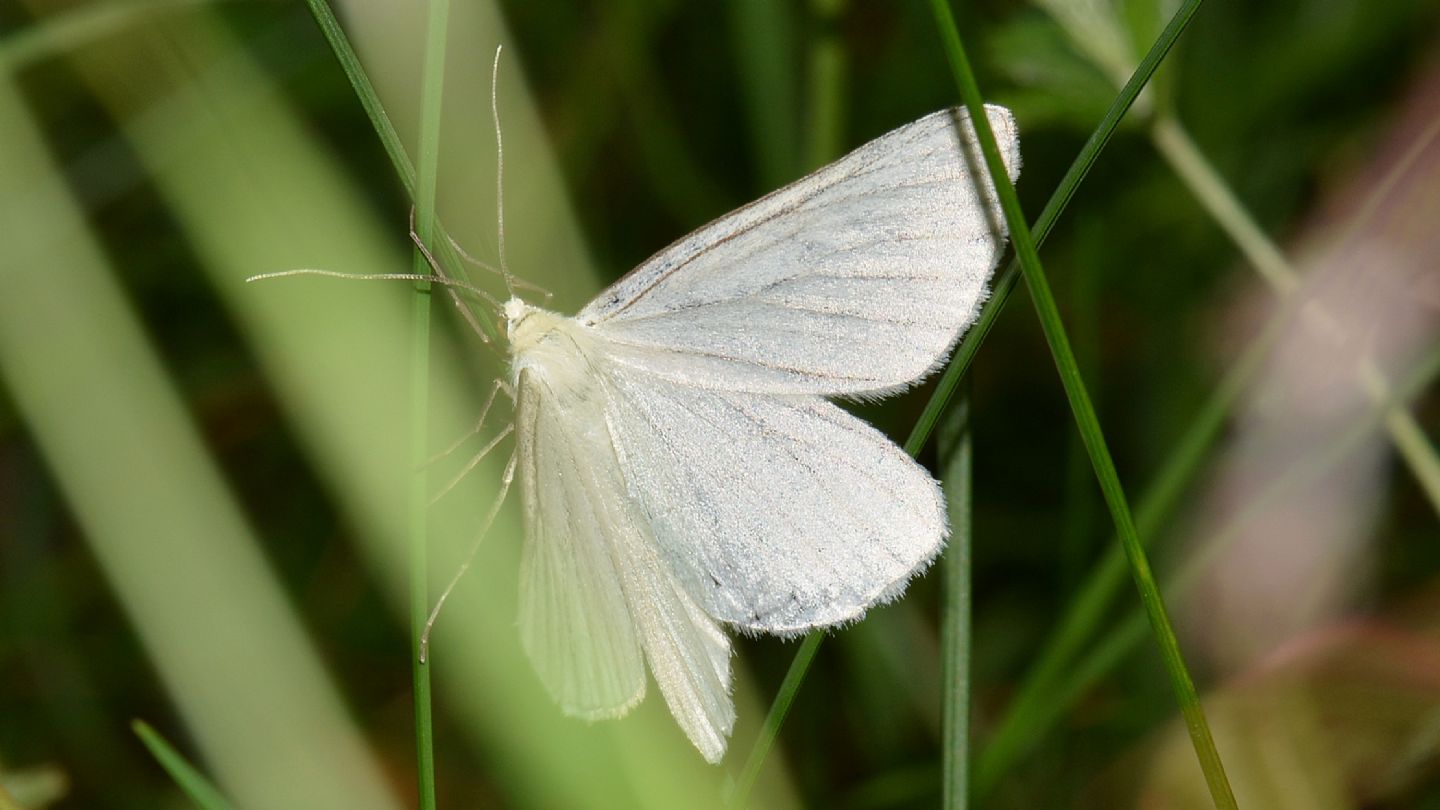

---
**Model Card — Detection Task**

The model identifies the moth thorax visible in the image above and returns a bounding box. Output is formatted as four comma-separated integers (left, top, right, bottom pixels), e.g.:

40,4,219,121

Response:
505,299,587,362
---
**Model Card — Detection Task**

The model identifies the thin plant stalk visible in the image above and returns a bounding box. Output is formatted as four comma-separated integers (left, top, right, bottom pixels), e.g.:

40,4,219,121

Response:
926,1,1236,806
939,399,974,809
727,633,823,809
409,1,452,808
1038,338,1440,750
132,720,236,810
972,292,1299,796
302,0,500,342
975,109,1440,795
732,0,1206,791
905,0,1207,452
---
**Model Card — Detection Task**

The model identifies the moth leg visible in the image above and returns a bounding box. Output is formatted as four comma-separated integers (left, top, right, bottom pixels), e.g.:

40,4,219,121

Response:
420,446,518,663
430,420,514,508
408,207,500,344
423,378,512,470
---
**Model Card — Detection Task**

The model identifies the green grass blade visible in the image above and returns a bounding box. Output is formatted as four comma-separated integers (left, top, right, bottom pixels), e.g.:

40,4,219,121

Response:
736,0,1206,790
1,49,401,809
728,0,800,187
302,0,499,341
0,0,207,70
972,292,1296,796
408,1,451,808
727,633,823,809
803,0,848,172
132,720,236,810
939,400,974,809
904,0,1206,455
1034,337,1440,746
304,0,415,197
976,106,1440,795
926,2,1236,807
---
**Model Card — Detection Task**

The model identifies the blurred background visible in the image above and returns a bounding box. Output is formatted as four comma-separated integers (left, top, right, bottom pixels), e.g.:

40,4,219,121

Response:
3,0,1440,807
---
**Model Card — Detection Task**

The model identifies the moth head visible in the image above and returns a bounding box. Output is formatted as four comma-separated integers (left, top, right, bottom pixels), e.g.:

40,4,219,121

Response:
502,296,529,326
504,297,564,354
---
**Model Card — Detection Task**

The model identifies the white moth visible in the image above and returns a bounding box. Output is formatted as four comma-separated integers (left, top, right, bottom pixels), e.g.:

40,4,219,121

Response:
503,105,1020,762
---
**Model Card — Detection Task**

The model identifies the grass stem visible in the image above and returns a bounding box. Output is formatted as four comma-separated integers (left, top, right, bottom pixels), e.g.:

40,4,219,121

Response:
927,2,1236,806
976,42,1440,799
939,400,973,809
408,1,452,808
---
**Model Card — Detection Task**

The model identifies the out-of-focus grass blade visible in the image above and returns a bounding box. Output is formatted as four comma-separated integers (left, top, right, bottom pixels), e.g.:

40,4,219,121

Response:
975,101,1440,797
1041,338,1440,754
31,1,776,805
132,721,235,810
0,0,207,70
0,764,68,810
0,62,402,810
728,0,800,188
1149,114,1440,516
803,0,847,172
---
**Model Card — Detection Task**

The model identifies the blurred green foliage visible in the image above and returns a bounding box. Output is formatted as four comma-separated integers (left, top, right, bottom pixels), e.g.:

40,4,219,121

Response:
3,1,1440,808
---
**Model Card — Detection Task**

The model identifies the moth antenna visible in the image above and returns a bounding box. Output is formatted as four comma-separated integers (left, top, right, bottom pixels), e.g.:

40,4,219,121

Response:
246,268,500,310
491,45,516,300
421,446,518,663
445,230,552,299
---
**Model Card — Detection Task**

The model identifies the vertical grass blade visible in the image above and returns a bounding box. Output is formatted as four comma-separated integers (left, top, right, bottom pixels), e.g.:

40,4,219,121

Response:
975,105,1440,795
939,400,974,809
803,0,848,172
302,0,499,341
926,1,1236,807
728,0,800,186
408,1,451,808
0,54,400,810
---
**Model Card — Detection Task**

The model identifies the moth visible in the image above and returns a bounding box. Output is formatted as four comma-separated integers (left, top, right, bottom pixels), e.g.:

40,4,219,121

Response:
501,105,1020,761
